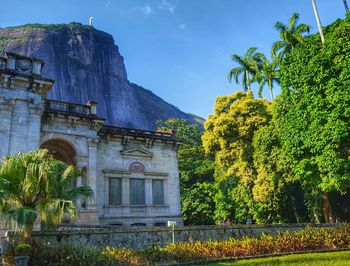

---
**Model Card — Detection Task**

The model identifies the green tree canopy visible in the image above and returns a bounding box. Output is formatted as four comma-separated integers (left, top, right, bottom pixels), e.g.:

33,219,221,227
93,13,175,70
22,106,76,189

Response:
272,13,310,62
274,15,350,222
157,118,202,147
0,149,93,241
255,59,280,100
202,91,271,222
228,47,265,93
157,118,216,225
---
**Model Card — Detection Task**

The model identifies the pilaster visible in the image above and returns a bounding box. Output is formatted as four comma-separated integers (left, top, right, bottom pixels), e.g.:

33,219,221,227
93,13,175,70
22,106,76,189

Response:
0,97,13,159
87,137,98,208
27,100,45,152
76,153,99,225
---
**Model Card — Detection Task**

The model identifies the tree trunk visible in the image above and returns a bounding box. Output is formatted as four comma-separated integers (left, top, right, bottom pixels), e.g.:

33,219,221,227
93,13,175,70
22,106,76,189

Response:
343,0,350,14
246,70,251,92
269,80,274,101
23,224,33,243
311,0,325,43
322,192,335,223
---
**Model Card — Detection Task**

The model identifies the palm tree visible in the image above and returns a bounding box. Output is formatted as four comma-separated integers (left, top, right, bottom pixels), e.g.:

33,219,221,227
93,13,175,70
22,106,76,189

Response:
343,0,349,14
0,149,93,242
228,47,265,92
255,59,280,101
311,0,325,44
272,13,310,62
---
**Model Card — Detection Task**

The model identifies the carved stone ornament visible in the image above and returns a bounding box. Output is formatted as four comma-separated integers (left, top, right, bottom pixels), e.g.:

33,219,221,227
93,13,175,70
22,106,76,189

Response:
129,162,145,173
15,60,32,74
29,100,45,112
0,97,13,110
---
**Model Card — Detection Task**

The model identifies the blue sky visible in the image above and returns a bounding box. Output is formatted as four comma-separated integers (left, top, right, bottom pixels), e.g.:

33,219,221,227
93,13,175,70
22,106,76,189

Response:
0,0,346,119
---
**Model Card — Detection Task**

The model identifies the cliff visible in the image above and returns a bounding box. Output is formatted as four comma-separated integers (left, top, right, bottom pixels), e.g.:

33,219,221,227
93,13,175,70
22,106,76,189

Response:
0,23,203,130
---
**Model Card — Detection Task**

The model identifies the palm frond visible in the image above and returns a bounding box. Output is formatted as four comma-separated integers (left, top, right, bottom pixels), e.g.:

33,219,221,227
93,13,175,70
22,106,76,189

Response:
245,47,258,59
271,41,286,59
3,207,37,228
228,67,243,83
274,21,287,32
64,186,94,201
0,150,93,240
230,54,245,66
289,13,300,30
295,24,310,43
258,79,266,98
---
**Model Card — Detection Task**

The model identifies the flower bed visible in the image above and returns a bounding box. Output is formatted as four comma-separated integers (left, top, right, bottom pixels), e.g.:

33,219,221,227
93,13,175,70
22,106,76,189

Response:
7,224,350,265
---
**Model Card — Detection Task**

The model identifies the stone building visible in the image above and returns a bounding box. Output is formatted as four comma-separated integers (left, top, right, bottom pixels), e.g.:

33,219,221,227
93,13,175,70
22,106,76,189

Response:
0,52,183,226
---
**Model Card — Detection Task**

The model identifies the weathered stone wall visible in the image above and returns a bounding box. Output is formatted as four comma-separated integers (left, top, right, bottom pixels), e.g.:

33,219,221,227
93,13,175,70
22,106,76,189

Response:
18,224,335,250
96,136,182,226
0,52,183,228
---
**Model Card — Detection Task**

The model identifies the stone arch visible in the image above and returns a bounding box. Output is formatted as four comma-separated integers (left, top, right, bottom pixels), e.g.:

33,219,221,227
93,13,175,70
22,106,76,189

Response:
129,162,145,173
40,138,77,165
40,134,84,156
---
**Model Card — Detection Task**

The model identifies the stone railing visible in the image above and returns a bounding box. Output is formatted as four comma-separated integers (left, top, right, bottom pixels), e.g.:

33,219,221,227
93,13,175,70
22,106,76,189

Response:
0,52,44,76
45,99,96,118
100,125,177,142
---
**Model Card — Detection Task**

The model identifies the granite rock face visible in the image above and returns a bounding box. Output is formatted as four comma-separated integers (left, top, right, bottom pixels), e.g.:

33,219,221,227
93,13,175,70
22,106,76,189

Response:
0,23,201,129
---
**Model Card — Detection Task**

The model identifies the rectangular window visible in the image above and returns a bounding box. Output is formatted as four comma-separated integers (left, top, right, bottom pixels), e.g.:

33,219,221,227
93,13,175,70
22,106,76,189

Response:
109,178,122,205
152,179,164,205
130,179,145,205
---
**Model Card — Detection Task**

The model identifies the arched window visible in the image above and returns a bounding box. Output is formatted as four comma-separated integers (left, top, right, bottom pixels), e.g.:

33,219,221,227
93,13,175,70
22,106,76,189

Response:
129,162,145,173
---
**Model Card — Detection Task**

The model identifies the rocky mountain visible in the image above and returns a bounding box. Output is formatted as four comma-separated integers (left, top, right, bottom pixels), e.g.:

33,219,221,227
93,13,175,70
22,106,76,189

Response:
0,23,203,130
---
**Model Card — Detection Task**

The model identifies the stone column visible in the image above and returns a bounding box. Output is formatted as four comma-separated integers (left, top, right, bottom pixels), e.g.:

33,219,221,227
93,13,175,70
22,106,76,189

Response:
75,140,99,225
27,101,44,152
0,97,13,159
87,138,98,209
122,177,129,205
145,178,152,206
76,157,88,210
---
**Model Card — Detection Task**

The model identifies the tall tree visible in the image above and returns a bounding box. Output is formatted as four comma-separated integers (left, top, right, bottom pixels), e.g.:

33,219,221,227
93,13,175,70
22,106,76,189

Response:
275,17,350,223
272,13,310,62
202,91,271,223
157,119,216,225
255,59,280,100
0,150,93,242
228,47,265,93
343,0,350,14
311,0,325,43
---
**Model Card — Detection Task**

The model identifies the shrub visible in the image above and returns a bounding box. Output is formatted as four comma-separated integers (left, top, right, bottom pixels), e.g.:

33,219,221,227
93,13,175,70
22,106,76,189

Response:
29,243,115,266
17,224,350,265
15,243,32,256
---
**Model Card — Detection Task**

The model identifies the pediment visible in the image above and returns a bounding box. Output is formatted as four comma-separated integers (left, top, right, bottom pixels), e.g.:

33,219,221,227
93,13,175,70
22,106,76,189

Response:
120,147,153,158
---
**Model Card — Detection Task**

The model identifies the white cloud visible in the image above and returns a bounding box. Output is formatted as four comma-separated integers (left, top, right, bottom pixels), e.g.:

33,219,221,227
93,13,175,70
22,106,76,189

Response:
178,24,186,30
159,0,176,14
137,4,154,17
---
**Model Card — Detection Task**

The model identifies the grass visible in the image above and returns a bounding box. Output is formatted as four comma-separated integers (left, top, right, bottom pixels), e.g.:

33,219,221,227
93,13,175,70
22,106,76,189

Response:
207,250,350,266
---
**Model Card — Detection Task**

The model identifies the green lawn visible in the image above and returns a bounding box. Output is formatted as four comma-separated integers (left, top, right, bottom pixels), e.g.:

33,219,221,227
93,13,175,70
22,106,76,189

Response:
207,251,350,266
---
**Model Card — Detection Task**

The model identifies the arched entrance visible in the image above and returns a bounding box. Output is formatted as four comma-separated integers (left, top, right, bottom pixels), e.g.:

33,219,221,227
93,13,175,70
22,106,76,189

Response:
40,139,77,165
40,138,80,223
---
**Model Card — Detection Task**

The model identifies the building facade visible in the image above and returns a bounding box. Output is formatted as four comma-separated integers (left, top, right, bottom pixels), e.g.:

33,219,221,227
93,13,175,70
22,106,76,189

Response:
0,52,183,226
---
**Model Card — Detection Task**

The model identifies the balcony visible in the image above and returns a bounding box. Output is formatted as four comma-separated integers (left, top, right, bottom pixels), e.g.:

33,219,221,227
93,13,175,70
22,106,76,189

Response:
44,99,97,119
